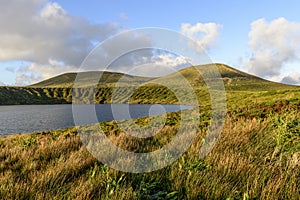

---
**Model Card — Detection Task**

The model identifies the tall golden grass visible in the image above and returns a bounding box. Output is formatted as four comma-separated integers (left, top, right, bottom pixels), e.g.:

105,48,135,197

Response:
0,100,299,199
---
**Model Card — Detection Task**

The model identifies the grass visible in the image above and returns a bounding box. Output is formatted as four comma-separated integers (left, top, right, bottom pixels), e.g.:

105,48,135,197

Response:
0,92,299,199
0,63,299,199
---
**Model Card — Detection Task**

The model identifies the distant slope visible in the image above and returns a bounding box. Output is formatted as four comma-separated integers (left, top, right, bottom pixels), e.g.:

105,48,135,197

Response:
212,63,292,90
147,63,295,90
0,87,73,105
0,63,299,105
30,63,295,90
30,73,78,88
30,71,154,88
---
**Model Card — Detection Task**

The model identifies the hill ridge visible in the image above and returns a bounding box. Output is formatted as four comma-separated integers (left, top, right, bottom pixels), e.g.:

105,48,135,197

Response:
0,63,298,105
30,71,154,88
30,63,270,88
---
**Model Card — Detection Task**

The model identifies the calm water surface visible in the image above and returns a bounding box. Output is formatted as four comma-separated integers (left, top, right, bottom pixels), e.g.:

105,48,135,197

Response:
0,104,193,136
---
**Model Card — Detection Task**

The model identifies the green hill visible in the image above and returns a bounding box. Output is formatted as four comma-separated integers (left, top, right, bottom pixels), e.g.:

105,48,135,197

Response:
0,63,298,105
30,71,154,88
148,63,293,90
29,63,296,91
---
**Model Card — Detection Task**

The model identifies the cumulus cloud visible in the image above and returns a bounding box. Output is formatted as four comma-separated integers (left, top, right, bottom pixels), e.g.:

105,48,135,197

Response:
129,52,192,77
181,22,222,52
149,53,191,68
246,18,300,83
0,0,119,85
281,73,300,85
15,59,76,85
84,46,191,77
0,0,119,65
80,31,154,72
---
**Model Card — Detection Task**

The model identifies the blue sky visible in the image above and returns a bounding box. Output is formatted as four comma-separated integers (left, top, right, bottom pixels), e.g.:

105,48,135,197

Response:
1,0,300,85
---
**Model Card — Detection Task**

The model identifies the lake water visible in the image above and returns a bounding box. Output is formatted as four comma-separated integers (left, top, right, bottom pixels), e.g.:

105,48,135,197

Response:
0,104,194,136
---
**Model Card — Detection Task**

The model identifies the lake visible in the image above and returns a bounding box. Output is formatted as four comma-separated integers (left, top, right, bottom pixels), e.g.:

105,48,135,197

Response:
0,104,194,136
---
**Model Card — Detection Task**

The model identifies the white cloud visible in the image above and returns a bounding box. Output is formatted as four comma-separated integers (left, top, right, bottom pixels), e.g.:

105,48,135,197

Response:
150,54,191,68
0,1,119,65
81,31,153,72
0,81,6,86
246,18,300,82
281,73,300,85
0,0,120,85
181,22,222,52
94,46,192,77
15,59,76,85
39,2,67,19
128,53,191,77
13,31,155,85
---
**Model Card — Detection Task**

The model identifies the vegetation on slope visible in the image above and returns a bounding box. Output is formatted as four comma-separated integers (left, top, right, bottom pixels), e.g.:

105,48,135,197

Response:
0,63,299,199
0,96,299,199
30,71,154,88
0,63,297,105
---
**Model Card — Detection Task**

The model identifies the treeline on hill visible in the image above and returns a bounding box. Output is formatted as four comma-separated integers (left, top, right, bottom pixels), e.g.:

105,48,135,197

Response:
0,85,193,105
0,87,73,105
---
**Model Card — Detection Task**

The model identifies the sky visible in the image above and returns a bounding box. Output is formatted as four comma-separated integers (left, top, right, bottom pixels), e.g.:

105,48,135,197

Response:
1,0,300,85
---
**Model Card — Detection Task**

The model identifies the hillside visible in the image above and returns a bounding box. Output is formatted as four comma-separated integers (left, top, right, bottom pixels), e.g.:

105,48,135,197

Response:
30,63,291,90
148,63,294,90
0,63,298,105
30,71,154,88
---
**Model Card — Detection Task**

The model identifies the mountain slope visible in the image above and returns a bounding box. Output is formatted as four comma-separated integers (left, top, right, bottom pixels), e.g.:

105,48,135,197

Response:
0,63,299,105
30,63,296,90
30,71,154,88
147,63,294,90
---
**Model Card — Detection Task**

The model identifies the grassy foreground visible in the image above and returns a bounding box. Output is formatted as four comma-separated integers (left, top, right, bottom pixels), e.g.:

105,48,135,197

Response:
0,89,299,199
